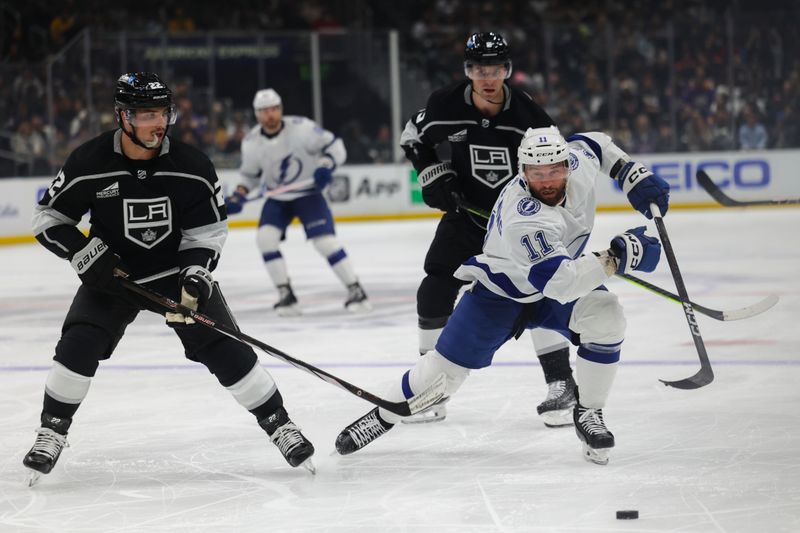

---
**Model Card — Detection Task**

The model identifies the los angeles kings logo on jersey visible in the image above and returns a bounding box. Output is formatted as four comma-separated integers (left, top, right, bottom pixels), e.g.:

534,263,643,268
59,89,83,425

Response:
469,145,513,188
123,197,172,249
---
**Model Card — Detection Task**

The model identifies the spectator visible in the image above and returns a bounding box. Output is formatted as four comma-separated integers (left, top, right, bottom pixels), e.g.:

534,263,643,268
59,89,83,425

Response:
738,106,768,149
10,120,48,175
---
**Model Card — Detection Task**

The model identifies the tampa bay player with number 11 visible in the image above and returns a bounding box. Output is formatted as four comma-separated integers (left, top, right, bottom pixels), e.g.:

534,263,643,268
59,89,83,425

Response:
400,32,575,426
335,126,669,465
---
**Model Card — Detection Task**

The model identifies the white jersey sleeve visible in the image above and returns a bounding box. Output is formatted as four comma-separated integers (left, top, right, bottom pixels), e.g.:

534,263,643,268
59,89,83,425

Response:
298,117,347,168
238,125,264,192
566,131,629,178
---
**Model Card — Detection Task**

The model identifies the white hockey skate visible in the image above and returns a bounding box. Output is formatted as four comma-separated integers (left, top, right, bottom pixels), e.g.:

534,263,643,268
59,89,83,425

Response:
344,282,372,313
401,397,448,424
537,375,576,428
274,284,301,317
573,403,614,465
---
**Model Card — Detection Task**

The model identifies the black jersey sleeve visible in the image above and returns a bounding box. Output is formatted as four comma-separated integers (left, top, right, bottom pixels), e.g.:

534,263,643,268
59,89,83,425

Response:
515,89,555,128
171,151,228,273
399,85,462,172
32,152,97,259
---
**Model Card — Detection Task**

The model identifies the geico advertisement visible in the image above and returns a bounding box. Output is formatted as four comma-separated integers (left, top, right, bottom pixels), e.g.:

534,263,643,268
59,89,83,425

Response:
595,151,800,205
2,150,800,238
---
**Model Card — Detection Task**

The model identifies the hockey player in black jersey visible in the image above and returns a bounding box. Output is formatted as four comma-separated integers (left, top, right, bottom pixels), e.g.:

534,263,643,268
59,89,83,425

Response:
22,73,314,485
400,32,575,424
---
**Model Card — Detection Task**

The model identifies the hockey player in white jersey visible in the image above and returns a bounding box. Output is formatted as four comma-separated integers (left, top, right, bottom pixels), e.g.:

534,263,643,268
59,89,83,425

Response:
225,88,370,315
335,126,668,465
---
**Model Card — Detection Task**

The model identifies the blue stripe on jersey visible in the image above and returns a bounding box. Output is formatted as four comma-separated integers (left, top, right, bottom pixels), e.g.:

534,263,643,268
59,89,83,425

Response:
577,342,621,364
462,257,536,299
567,134,603,165
527,255,568,292
401,370,414,399
327,249,346,266
321,137,339,170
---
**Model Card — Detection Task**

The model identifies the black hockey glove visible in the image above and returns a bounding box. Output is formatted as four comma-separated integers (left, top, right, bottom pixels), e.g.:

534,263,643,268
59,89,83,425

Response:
70,237,128,295
165,266,214,329
419,162,462,212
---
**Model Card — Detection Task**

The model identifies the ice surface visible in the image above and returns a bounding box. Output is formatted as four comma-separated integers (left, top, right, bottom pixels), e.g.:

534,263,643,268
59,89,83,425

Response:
1,208,799,532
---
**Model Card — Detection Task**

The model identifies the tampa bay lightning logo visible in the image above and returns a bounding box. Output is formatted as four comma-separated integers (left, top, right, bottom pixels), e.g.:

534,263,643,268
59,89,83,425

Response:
278,154,303,184
569,152,579,171
517,197,541,216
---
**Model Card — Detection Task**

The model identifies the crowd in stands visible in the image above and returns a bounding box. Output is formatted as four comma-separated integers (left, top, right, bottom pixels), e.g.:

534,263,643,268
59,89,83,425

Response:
1,0,798,177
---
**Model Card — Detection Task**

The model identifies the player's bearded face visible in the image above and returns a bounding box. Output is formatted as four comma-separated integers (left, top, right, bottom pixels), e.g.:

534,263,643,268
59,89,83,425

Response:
256,106,283,133
524,162,569,206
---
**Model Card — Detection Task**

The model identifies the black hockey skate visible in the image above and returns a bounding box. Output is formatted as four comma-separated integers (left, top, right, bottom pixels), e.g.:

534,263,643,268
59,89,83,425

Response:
335,408,394,455
273,284,300,317
259,407,315,473
23,413,71,486
537,375,577,428
344,282,372,313
573,400,615,465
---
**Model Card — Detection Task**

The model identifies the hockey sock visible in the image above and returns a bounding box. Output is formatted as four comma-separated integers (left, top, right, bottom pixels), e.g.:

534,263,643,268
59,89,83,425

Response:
538,347,572,383
263,255,290,286
575,356,618,408
42,362,91,419
226,363,281,418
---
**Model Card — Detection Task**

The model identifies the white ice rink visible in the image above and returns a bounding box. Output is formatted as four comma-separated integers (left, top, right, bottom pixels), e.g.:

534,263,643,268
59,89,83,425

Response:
1,208,799,532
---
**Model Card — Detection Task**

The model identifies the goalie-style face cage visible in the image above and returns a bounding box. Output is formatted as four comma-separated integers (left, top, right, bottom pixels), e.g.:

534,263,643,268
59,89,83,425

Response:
464,32,512,80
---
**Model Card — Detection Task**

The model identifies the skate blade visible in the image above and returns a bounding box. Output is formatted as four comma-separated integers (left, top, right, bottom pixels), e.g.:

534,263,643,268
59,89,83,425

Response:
581,442,610,465
26,469,43,487
401,408,446,424
345,301,372,313
541,408,574,428
275,305,301,317
299,458,316,475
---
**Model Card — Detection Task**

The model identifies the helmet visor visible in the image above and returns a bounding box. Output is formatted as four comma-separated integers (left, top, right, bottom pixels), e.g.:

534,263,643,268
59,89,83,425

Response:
125,105,178,127
464,60,512,80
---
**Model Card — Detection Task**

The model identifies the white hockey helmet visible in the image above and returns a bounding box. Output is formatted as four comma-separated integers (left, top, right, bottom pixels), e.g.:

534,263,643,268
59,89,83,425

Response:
517,126,569,174
253,88,282,111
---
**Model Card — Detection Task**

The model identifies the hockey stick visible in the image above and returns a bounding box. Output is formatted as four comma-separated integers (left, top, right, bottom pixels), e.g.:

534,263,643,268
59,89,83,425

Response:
455,197,775,321
117,275,445,416
696,170,800,206
649,204,714,389
617,273,778,321
244,178,315,203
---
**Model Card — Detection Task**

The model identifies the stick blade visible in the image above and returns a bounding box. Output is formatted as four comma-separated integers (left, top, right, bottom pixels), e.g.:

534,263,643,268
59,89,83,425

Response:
721,294,779,321
660,367,715,389
696,170,740,207
407,373,447,415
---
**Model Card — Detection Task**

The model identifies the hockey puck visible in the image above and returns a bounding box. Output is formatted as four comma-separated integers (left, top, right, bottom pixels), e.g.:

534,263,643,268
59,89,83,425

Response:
616,510,639,520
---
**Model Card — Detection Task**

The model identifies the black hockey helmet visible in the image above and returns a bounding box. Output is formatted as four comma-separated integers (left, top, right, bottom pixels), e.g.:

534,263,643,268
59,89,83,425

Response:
464,32,510,65
114,72,176,150
114,72,173,110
